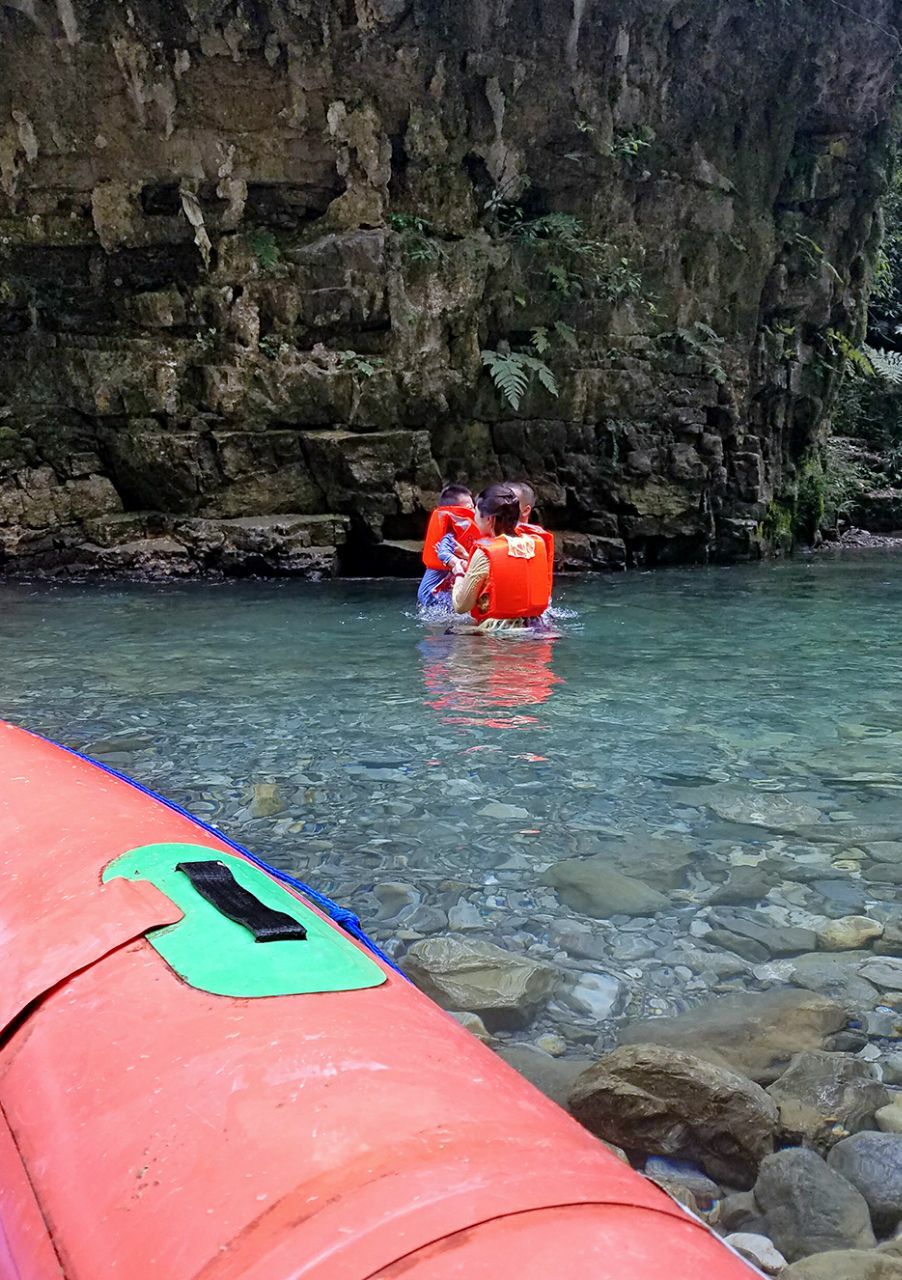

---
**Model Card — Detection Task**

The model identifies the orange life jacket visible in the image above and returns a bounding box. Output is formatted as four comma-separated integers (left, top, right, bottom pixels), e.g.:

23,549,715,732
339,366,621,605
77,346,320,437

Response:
421,505,479,570
517,522,555,594
471,533,552,622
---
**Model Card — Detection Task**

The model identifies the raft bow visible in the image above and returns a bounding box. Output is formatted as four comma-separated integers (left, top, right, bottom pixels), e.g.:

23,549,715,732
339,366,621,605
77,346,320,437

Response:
0,721,756,1280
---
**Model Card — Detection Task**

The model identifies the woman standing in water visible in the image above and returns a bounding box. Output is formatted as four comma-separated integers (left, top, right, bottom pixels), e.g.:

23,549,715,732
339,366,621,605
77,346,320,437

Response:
451,484,552,632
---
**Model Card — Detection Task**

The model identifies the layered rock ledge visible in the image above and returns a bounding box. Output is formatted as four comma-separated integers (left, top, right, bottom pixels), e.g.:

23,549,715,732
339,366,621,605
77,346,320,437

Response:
0,0,898,576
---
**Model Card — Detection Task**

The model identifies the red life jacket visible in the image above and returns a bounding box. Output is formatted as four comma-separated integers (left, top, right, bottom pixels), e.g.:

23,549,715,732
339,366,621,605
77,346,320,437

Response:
471,533,552,622
517,522,555,594
421,505,479,570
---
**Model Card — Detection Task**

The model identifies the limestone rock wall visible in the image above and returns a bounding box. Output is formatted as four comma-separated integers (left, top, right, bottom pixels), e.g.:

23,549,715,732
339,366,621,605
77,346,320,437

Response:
0,0,898,575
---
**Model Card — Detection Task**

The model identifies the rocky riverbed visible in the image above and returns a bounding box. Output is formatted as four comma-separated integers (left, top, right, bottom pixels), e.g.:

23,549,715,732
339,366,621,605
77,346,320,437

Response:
406,935,902,1278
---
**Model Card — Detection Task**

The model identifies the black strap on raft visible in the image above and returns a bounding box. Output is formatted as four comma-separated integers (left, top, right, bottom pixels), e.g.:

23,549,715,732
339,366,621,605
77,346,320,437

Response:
176,861,308,943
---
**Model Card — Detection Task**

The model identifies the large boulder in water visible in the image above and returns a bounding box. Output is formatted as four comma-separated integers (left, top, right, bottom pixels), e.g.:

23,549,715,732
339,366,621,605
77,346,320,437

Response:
766,1051,889,1151
828,1133,902,1232
403,937,557,1030
753,1148,876,1260
568,1043,778,1187
618,988,851,1083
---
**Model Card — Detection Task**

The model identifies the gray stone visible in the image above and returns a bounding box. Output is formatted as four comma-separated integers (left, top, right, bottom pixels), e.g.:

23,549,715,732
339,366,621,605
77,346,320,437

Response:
247,781,289,818
876,1100,902,1134
568,1043,778,1187
707,927,770,963
562,972,625,1021
447,902,484,930
818,917,885,951
875,922,902,957
478,802,530,820
753,1147,876,1260
694,787,823,832
495,1045,593,1109
812,880,869,910
373,881,421,920
862,1005,900,1040
723,1232,788,1276
709,909,817,957
618,989,851,1083
784,1251,902,1280
780,952,882,1009
589,837,694,891
549,920,612,963
864,865,902,885
766,1051,889,1150
861,958,902,992
720,1189,768,1235
644,1156,722,1203
404,937,557,1031
611,934,658,961
448,1011,492,1042
828,1133,902,1231
406,904,449,934
708,865,776,905
539,857,669,918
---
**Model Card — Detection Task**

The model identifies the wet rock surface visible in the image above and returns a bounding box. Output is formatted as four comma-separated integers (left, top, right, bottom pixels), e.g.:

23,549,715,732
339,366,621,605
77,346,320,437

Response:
568,1043,778,1186
766,1052,890,1151
403,936,557,1030
829,1135,902,1234
752,1148,876,1260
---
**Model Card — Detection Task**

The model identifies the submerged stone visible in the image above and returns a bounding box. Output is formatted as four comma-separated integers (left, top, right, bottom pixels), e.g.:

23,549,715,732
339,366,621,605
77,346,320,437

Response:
404,937,557,1031
539,857,668,918
618,988,850,1083
765,1050,889,1151
569,1043,778,1187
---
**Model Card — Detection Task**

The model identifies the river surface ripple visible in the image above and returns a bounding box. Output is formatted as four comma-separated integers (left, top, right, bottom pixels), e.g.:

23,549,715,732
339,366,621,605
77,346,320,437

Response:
3,553,902,1051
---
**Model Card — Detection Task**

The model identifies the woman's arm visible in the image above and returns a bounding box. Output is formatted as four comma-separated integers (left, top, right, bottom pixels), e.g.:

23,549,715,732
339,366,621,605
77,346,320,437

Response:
452,548,489,614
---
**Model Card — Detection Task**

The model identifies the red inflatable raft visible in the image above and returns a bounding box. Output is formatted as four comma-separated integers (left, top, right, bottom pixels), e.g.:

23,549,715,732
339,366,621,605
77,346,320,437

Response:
0,721,755,1280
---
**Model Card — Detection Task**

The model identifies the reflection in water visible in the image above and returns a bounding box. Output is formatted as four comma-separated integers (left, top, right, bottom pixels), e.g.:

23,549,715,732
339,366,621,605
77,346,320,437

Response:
419,634,564,729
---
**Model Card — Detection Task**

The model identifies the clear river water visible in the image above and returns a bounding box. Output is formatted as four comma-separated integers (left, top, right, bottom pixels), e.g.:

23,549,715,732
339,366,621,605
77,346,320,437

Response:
3,551,902,1054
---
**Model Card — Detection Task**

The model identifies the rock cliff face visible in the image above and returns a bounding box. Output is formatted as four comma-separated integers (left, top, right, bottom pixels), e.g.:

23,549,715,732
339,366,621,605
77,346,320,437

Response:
0,0,898,576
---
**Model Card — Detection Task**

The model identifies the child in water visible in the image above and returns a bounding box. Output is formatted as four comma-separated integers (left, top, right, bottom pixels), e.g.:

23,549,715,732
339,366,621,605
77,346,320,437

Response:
450,484,553,633
417,484,477,610
508,479,555,600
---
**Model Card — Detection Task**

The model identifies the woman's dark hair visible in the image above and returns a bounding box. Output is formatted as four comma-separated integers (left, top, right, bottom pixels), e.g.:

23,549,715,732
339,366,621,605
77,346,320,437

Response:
476,483,521,535
439,483,473,505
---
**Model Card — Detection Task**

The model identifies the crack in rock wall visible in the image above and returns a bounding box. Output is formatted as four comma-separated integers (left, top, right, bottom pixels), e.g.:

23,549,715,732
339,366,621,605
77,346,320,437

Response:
0,0,898,576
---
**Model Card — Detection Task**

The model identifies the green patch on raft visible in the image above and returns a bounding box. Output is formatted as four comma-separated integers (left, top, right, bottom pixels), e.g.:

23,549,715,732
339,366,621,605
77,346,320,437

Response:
103,843,386,997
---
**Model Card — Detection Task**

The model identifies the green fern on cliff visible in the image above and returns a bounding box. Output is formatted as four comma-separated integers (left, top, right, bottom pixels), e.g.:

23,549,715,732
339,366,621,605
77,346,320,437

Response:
864,346,902,385
248,230,280,272
481,350,558,411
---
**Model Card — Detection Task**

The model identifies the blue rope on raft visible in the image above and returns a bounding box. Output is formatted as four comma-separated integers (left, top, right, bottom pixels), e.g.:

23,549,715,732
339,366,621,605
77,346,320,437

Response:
49,737,408,979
